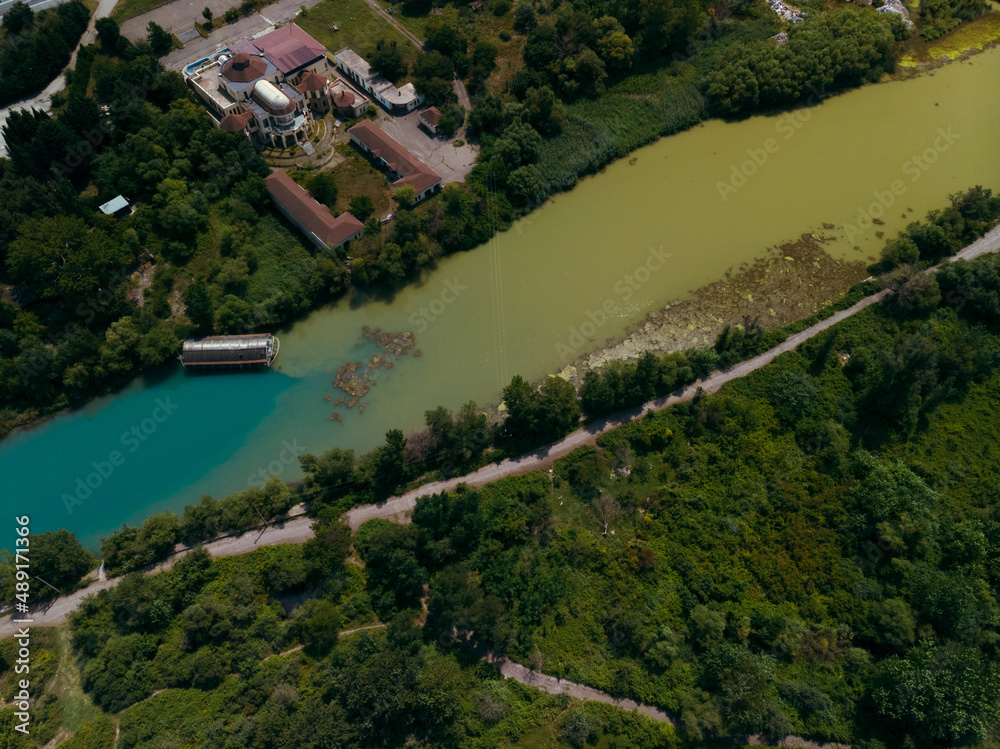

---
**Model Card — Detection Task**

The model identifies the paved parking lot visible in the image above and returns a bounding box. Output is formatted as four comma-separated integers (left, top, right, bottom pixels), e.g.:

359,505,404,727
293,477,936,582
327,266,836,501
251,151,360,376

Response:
121,0,326,71
374,109,478,186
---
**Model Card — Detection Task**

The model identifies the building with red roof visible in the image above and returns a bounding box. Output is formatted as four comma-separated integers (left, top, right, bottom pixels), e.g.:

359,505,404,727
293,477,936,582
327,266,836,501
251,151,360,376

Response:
186,24,332,148
265,170,364,250
348,120,442,201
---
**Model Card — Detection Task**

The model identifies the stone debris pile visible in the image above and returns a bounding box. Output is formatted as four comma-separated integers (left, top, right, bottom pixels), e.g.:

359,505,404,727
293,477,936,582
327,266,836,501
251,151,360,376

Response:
877,0,913,25
769,0,804,23
326,327,421,419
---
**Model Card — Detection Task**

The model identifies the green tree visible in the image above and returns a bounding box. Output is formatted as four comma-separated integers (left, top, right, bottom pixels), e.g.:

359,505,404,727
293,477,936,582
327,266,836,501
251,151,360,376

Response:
426,17,466,57
507,165,542,206
95,17,121,51
138,324,180,367
413,51,456,106
183,278,215,333
525,86,566,134
355,519,426,613
308,171,338,206
374,428,409,497
536,375,580,440
22,530,95,596
437,104,465,136
870,641,1000,745
394,184,417,209
690,604,726,648
146,21,173,56
514,1,535,31
292,598,341,655
2,2,34,34
594,16,634,71
100,317,142,376
81,634,156,712
348,195,374,222
7,216,132,303
202,6,213,21
213,295,252,334
368,38,406,81
299,447,357,505
501,374,538,444
884,269,942,317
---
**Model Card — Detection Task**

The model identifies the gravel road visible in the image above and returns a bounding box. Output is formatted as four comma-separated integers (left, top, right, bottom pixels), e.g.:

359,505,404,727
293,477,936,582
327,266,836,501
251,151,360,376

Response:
6,224,998,639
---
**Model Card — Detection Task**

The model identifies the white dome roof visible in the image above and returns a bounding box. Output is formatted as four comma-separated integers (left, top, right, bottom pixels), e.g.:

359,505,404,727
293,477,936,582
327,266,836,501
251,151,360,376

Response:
253,79,292,113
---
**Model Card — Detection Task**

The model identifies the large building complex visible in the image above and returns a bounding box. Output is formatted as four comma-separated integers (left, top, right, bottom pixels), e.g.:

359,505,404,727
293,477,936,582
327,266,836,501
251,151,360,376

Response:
186,24,331,148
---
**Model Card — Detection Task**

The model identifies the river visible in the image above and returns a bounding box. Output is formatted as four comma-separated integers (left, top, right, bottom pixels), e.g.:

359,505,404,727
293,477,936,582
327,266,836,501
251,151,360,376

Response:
4,48,999,551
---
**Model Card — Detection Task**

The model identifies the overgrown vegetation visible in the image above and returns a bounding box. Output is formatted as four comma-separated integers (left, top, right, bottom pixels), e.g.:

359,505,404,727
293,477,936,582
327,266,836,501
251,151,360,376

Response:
869,185,1000,274
0,1,90,107
355,249,1000,746
0,529,97,601
3,519,674,748
6,237,1000,748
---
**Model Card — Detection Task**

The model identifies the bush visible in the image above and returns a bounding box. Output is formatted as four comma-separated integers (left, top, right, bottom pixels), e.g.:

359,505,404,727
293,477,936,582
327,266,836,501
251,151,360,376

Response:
0,1,90,107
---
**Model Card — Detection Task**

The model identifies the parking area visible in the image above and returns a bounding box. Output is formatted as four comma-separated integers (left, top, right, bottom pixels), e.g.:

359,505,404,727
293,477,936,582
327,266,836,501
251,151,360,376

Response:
121,0,327,71
374,109,478,186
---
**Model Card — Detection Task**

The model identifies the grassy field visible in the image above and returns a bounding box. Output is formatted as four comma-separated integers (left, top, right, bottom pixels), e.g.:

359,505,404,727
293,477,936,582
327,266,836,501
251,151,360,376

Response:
380,0,517,42
110,0,172,24
331,141,394,219
298,0,419,69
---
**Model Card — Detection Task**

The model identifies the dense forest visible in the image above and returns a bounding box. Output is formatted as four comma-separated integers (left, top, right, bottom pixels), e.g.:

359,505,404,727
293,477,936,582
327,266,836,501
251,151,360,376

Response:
4,247,1000,746
0,1,89,107
357,248,1000,747
1,524,676,748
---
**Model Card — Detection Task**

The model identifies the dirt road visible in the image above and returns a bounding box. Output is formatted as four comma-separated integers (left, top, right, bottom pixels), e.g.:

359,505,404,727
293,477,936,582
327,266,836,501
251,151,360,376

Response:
361,0,424,50
0,510,314,637
7,224,998,636
0,0,118,157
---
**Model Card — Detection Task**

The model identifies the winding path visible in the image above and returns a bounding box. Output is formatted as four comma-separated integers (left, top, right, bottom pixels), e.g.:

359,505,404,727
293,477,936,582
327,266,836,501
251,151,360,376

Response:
0,0,118,157
4,225,998,636
5,227,997,747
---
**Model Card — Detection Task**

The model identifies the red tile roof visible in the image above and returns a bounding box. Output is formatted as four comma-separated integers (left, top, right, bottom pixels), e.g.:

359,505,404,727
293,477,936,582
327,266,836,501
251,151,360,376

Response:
222,51,268,83
334,90,356,107
295,71,329,92
265,170,364,248
348,120,442,194
219,111,254,132
247,24,326,74
419,106,442,127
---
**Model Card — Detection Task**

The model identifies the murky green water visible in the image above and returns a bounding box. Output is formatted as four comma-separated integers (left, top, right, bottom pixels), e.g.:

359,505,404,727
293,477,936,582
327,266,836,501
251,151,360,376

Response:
4,49,999,550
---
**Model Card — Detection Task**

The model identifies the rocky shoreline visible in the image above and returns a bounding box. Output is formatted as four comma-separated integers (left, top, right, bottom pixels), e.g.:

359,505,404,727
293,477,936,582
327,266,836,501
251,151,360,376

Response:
573,233,870,372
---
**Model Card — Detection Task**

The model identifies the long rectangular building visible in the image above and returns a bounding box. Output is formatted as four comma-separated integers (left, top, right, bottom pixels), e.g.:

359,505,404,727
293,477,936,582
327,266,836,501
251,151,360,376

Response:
348,120,442,201
333,48,424,114
265,170,364,250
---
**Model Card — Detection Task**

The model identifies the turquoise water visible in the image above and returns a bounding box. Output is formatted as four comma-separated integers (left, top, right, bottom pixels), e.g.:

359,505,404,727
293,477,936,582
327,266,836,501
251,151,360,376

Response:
4,49,1000,552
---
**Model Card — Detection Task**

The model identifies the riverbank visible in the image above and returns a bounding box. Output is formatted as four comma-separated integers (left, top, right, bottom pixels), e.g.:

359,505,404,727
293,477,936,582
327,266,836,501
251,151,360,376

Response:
897,8,1000,69
9,221,997,638
578,232,871,371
